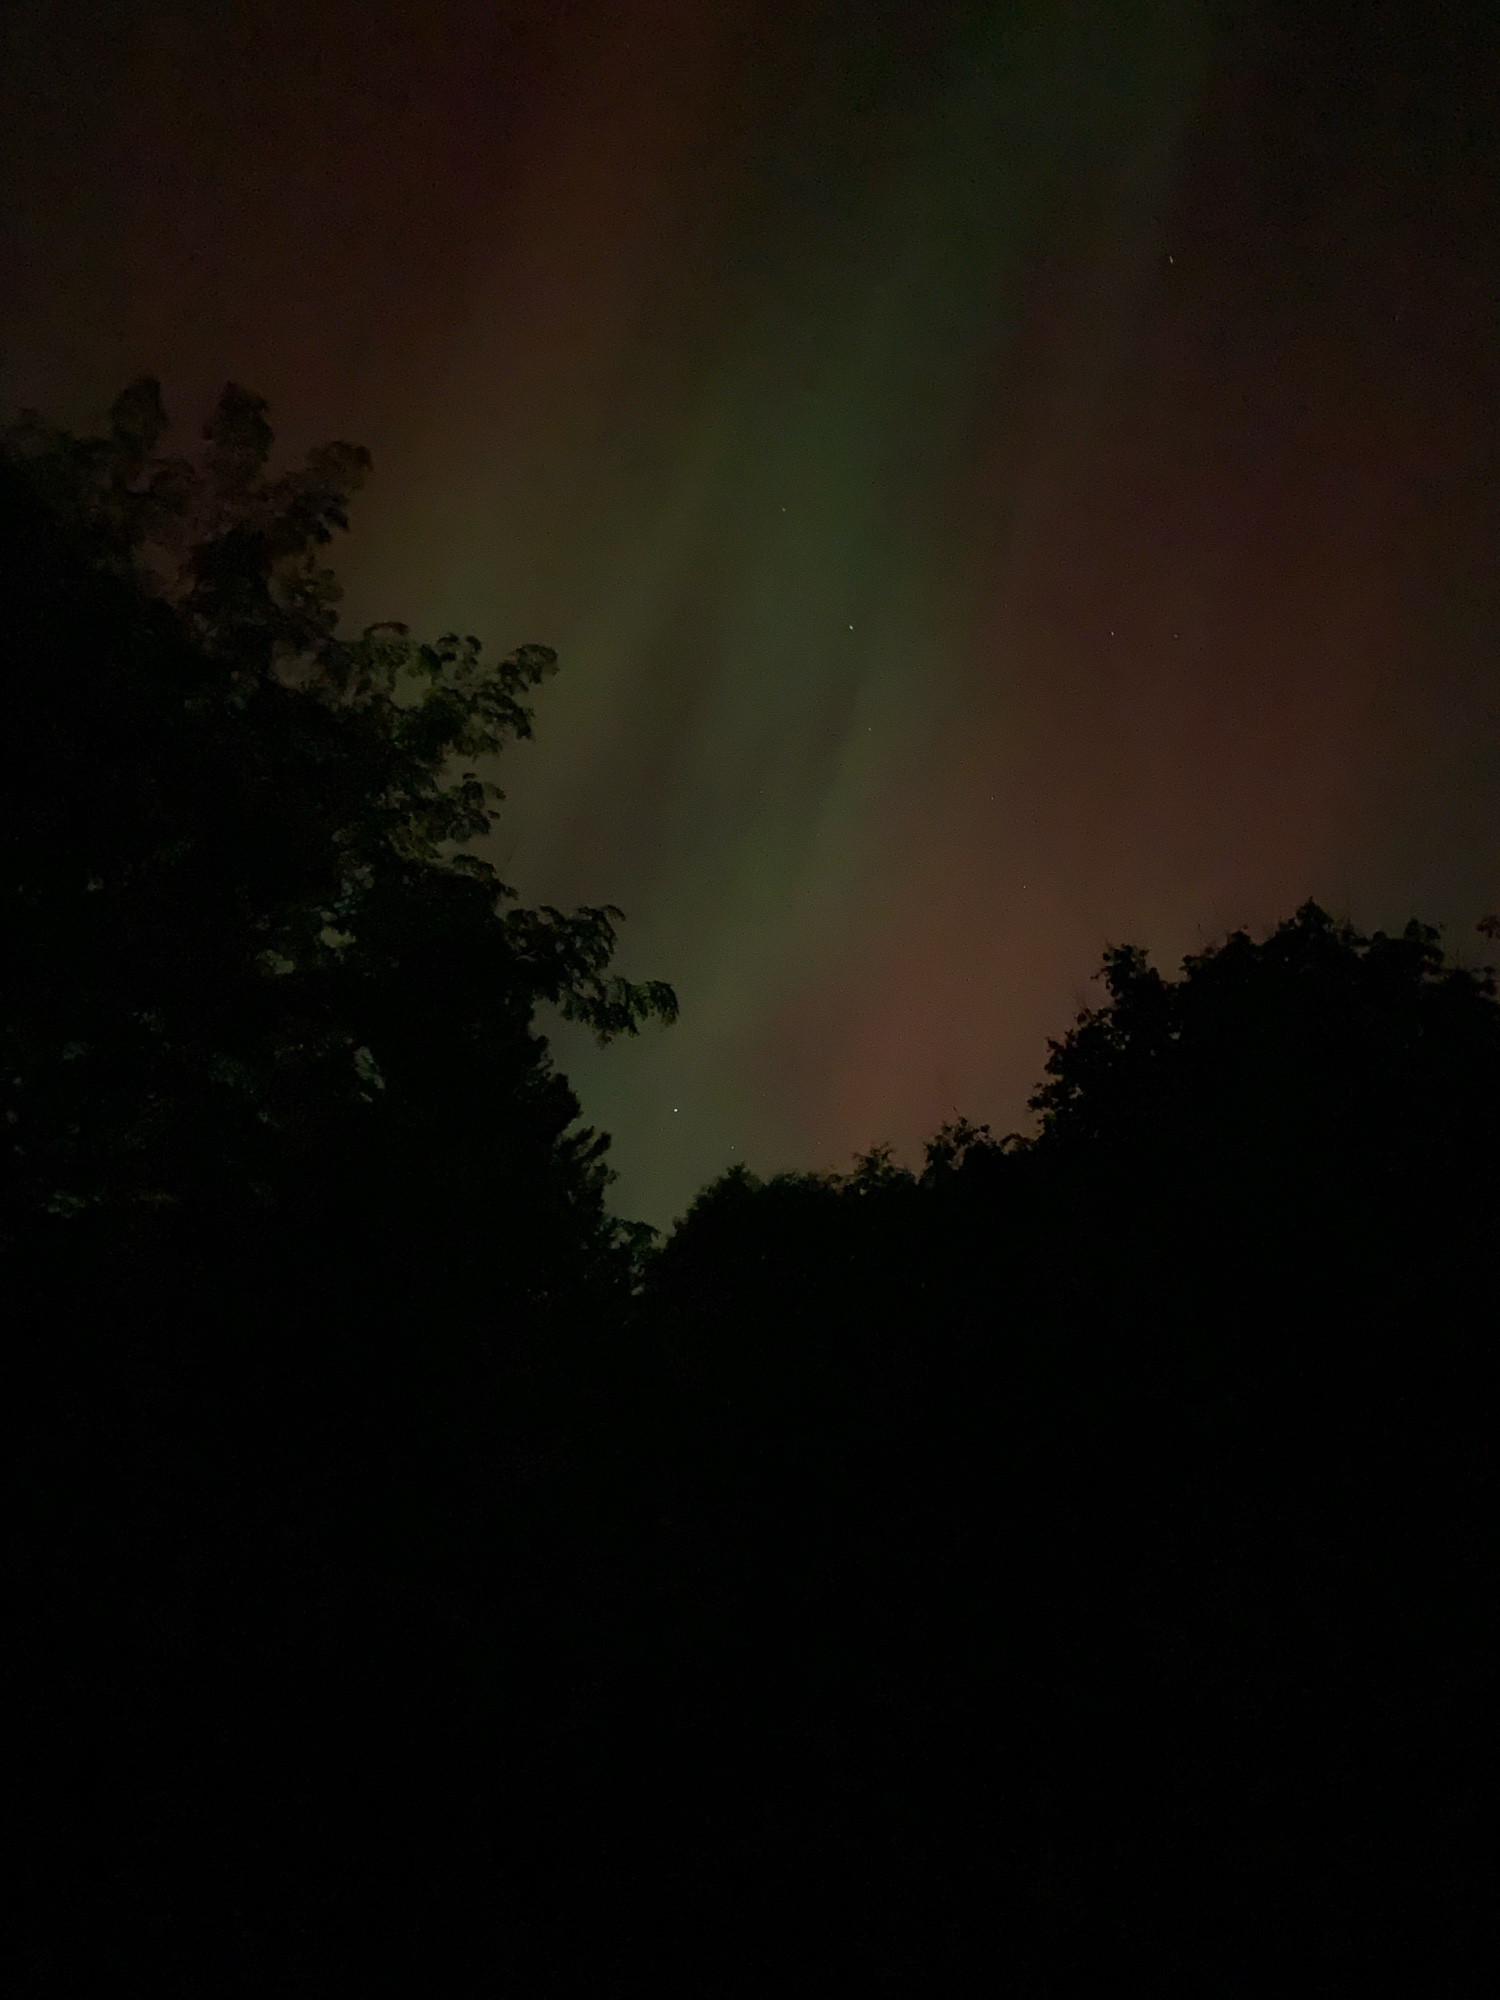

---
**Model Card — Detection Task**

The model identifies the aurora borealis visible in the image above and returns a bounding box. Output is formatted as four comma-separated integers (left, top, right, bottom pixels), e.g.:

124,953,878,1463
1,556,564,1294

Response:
4,0,1498,1222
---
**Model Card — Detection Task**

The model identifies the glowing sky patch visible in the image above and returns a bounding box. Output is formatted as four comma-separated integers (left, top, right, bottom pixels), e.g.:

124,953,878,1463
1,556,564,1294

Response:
3,0,1498,1220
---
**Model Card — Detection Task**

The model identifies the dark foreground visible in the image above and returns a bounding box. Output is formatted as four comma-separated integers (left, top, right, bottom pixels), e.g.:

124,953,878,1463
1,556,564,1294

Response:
10,1115,1495,1996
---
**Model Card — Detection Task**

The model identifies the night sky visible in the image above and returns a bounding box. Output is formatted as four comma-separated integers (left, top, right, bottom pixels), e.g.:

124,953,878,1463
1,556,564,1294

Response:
4,0,1499,1223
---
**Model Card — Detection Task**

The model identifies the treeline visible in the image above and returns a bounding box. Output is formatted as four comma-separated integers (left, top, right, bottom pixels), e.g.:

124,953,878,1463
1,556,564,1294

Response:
5,387,1496,1995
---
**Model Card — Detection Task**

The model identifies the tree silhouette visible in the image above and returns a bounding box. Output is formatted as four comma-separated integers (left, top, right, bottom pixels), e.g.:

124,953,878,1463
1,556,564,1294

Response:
2,378,674,1322
631,902,1499,1992
3,381,677,1993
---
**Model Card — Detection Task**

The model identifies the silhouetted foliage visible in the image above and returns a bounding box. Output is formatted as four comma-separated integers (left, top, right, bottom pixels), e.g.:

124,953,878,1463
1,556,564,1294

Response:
3,383,676,1992
632,904,1499,1991
2,379,673,1320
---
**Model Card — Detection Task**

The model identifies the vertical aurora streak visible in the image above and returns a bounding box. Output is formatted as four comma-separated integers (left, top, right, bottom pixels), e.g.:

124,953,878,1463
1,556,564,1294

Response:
342,3,1222,1216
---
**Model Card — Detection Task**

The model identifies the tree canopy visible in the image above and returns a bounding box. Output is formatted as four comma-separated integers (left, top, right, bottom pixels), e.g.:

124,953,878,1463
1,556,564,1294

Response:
630,900,1499,1991
1,378,675,1319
